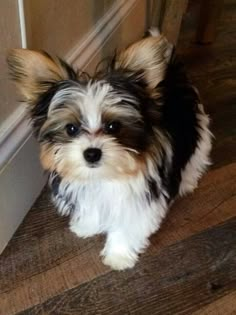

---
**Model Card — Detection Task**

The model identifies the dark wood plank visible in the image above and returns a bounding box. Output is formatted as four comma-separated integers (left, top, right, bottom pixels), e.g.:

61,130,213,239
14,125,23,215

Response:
192,291,236,315
196,0,224,44
161,0,188,44
212,137,236,170
17,218,236,315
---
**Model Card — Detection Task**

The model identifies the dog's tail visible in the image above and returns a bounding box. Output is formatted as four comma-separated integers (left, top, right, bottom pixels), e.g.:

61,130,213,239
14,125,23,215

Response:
147,27,161,38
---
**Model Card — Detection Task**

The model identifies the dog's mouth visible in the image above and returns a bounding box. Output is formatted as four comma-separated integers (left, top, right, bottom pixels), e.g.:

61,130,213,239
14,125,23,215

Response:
86,162,101,168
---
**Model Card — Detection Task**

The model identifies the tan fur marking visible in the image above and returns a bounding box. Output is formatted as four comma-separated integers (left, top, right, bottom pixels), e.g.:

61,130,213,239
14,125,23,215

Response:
40,144,57,172
115,35,171,89
7,49,70,103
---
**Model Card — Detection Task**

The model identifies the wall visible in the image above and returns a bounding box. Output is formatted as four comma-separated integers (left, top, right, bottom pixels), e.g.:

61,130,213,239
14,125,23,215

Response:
24,0,147,72
0,1,22,126
24,0,114,56
90,0,147,70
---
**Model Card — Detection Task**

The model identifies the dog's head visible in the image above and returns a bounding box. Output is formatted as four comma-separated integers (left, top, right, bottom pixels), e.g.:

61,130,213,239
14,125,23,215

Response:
7,34,171,182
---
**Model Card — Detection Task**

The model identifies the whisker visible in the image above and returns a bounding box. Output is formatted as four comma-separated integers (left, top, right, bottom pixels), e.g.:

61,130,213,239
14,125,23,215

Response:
124,147,139,154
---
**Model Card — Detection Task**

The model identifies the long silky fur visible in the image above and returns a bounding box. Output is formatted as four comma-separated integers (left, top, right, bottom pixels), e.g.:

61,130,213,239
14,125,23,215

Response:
7,29,212,270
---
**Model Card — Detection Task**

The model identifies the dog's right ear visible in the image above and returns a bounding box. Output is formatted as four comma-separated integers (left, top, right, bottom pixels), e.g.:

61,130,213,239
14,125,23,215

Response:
7,49,76,105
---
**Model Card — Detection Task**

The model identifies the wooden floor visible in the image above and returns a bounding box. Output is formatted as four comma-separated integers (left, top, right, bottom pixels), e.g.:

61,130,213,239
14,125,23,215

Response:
1,1,236,314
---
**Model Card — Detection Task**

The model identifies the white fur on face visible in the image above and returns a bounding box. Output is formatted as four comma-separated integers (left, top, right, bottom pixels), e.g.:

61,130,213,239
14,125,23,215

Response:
44,80,144,181
48,81,140,132
54,135,140,181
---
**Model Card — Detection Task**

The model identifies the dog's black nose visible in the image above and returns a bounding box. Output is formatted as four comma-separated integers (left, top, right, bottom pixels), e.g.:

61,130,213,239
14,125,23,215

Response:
83,148,102,163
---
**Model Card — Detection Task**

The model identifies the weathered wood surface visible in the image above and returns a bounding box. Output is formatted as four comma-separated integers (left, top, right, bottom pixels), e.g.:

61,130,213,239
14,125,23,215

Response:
196,0,224,44
18,218,236,315
161,0,188,44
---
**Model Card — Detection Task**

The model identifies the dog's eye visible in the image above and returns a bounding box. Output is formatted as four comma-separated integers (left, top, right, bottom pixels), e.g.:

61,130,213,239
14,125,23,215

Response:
65,124,80,137
104,121,121,134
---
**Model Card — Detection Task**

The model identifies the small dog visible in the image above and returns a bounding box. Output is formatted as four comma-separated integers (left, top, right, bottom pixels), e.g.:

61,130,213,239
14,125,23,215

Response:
7,29,212,270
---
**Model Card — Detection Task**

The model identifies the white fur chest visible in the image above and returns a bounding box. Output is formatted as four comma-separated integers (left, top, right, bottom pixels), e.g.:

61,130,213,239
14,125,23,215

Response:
52,172,166,238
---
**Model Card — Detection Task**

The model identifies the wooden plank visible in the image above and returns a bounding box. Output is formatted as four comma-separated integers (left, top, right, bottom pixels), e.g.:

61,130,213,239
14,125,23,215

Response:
212,137,236,170
17,218,236,315
161,0,188,44
192,291,236,315
196,0,224,44
146,0,165,29
0,162,235,315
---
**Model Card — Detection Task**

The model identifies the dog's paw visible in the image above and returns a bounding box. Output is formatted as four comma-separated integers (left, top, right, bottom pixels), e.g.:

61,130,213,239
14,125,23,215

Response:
102,252,137,271
69,223,97,238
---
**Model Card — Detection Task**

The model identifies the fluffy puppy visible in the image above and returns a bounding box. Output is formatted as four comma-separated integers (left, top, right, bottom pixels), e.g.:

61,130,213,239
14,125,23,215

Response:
7,30,212,270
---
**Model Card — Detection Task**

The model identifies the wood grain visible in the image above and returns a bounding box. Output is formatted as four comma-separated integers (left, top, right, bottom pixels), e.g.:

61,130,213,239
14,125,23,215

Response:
17,218,236,315
161,0,188,44
196,0,224,44
192,291,236,315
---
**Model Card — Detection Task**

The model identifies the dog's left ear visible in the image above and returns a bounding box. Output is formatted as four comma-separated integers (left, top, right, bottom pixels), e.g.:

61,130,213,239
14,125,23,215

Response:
7,49,76,104
113,34,172,89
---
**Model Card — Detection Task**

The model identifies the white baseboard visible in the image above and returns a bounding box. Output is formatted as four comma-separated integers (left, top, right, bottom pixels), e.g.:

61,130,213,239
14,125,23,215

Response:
0,105,47,253
0,0,140,254
0,135,46,252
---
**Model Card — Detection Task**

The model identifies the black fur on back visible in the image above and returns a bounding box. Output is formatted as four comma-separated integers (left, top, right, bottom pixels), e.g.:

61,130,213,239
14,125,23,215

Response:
157,55,200,198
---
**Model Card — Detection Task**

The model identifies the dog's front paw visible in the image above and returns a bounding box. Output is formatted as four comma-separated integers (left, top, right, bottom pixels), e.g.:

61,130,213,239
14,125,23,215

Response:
102,251,137,270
